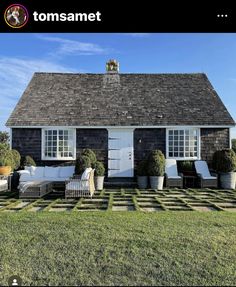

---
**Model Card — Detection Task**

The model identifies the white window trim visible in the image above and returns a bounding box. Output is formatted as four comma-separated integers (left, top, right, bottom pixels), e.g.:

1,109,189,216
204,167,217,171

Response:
166,127,201,160
41,128,76,161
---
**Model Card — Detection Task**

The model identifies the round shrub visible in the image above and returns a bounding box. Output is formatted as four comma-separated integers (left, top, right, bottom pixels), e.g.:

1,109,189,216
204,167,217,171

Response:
148,150,165,176
137,160,148,176
212,149,236,173
11,149,21,170
75,155,91,175
0,149,14,167
21,155,36,168
81,149,97,167
94,161,105,176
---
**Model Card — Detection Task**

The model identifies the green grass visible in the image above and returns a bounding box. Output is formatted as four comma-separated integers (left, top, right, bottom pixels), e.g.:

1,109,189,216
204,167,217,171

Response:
0,212,236,286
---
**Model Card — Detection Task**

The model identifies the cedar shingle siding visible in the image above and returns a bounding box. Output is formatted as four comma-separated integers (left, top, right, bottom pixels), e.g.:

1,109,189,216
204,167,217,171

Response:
200,128,230,167
12,128,41,163
134,128,166,167
76,129,108,167
11,127,231,168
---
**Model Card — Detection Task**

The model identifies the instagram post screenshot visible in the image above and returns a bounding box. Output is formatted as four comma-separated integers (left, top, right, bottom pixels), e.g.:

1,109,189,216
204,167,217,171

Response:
0,1,235,286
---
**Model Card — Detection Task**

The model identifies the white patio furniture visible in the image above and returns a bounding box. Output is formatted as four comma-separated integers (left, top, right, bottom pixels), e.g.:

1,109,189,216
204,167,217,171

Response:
0,174,12,192
165,159,183,188
65,168,95,198
194,160,218,188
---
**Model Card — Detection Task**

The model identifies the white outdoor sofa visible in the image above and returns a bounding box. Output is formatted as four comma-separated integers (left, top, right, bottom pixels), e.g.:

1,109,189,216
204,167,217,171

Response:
17,165,75,197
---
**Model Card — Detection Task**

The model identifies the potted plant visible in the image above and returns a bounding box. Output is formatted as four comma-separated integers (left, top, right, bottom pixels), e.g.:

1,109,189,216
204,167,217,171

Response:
94,161,105,190
148,150,165,190
0,149,13,175
20,155,36,169
11,149,21,170
137,159,148,189
75,155,91,175
212,148,236,189
178,160,194,176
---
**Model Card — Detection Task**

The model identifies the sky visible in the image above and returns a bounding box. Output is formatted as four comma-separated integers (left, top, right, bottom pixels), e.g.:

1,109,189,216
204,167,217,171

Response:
0,33,236,137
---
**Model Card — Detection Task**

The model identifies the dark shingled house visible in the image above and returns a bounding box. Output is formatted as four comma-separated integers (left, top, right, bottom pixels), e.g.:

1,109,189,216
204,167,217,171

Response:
6,61,235,178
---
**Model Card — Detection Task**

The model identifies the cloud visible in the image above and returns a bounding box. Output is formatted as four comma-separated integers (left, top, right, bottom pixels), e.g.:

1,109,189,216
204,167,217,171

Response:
0,57,76,130
37,35,110,56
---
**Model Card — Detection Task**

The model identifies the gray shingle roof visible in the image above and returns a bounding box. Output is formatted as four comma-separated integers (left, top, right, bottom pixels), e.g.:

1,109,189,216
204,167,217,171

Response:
6,72,235,127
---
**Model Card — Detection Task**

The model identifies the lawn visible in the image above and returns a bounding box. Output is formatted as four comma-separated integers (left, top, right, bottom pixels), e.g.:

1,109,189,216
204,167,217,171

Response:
0,212,236,286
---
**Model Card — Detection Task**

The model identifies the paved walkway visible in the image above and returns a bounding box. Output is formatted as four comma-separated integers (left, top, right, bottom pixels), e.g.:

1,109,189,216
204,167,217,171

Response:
0,188,236,212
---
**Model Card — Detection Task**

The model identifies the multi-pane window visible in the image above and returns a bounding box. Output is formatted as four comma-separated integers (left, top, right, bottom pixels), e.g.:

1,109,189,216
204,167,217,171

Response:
167,129,199,159
43,129,75,160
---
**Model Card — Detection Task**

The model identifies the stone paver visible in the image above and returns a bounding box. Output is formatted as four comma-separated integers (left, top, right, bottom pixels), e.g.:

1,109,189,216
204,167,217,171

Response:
0,189,236,212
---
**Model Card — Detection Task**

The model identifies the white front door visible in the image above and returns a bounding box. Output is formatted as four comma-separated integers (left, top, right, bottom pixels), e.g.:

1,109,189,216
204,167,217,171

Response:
108,129,134,177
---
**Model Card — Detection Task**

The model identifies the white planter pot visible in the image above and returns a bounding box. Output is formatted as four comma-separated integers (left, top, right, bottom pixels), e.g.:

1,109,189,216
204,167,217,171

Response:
137,176,148,189
95,176,104,191
149,176,164,190
220,172,236,190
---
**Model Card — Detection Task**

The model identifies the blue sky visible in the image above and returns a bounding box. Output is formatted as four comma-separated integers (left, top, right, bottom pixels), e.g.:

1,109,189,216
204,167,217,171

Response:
0,33,236,137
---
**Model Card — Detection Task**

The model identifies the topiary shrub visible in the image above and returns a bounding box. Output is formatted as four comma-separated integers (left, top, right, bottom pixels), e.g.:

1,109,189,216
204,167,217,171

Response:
0,149,14,167
81,149,97,167
21,155,36,168
148,150,165,176
11,149,21,170
137,159,148,176
94,161,105,176
212,149,236,173
75,155,91,175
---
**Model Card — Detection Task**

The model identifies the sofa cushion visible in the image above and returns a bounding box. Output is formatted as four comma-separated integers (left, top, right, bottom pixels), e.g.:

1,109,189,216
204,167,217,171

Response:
19,174,33,182
59,166,75,178
30,166,45,178
18,170,31,176
44,166,59,178
24,166,32,173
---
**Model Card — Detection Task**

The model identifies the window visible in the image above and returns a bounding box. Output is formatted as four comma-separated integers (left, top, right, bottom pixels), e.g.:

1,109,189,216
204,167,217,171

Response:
167,129,199,159
42,129,76,160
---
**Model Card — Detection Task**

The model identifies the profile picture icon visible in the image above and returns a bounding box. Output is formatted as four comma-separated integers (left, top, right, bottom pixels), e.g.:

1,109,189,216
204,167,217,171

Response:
4,4,29,28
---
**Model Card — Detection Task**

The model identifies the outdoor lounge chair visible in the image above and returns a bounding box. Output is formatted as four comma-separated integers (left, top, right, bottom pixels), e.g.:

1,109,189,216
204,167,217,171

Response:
165,159,183,188
65,168,95,198
194,160,218,188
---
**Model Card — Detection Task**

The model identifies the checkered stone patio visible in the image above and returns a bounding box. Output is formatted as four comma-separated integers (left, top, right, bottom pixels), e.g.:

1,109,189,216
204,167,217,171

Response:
0,188,236,212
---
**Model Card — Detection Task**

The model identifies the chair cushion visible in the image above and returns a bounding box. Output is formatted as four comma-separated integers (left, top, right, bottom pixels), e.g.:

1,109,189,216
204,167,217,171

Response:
44,166,59,178
194,161,211,177
165,159,178,177
0,180,8,186
202,176,217,180
66,181,89,191
59,166,75,178
81,168,92,180
168,175,182,179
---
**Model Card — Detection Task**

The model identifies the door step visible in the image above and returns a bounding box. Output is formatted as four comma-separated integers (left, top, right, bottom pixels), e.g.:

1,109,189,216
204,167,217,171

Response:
105,178,137,188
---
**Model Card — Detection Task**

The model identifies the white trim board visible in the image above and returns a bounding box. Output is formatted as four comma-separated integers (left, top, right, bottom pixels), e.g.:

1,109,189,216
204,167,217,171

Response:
7,125,235,129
